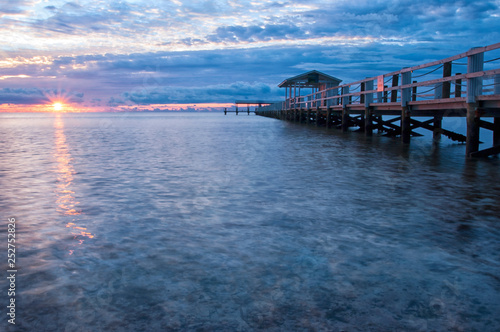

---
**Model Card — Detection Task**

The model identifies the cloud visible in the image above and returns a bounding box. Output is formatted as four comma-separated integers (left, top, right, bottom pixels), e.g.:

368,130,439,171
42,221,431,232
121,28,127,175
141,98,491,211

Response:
1,0,499,109
0,87,84,104
121,81,279,105
207,24,304,43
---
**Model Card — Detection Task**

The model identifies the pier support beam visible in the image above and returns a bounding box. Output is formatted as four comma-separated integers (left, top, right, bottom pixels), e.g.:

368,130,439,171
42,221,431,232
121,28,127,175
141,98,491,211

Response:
466,48,484,157
341,86,350,132
401,70,412,143
401,107,411,143
326,109,331,129
494,117,500,147
433,115,443,142
466,103,481,156
365,108,373,136
341,110,349,132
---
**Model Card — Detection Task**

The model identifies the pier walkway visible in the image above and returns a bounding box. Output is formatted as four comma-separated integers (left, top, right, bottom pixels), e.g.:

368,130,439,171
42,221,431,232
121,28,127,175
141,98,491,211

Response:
255,43,500,158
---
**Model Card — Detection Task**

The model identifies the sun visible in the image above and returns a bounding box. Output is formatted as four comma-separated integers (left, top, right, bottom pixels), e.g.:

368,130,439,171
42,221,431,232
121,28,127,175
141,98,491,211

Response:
53,102,63,111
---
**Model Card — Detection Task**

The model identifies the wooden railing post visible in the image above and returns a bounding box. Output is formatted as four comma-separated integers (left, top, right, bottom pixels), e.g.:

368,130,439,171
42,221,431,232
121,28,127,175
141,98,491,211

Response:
442,61,452,98
455,73,462,98
391,74,399,102
412,81,417,101
466,48,484,157
401,70,412,143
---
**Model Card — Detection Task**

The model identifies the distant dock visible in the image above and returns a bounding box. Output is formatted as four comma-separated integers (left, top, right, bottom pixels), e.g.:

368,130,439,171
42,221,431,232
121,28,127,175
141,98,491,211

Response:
255,43,500,158
225,100,276,115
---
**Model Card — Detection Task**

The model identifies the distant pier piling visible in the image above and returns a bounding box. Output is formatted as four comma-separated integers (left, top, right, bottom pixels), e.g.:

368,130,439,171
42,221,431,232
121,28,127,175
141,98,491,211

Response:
255,43,500,158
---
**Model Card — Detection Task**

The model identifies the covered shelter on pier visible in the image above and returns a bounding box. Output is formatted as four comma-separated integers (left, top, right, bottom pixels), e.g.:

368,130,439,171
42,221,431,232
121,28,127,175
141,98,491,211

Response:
278,70,342,103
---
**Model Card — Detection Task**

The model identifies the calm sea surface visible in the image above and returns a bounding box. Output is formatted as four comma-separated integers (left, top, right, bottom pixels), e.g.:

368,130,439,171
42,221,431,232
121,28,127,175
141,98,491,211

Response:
0,112,499,331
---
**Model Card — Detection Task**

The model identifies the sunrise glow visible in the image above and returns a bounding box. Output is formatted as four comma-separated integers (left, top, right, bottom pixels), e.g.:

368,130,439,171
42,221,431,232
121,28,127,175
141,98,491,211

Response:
53,102,63,111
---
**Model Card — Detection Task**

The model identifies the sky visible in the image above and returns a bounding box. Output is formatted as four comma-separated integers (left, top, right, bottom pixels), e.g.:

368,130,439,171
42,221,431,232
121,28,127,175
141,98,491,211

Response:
0,0,499,112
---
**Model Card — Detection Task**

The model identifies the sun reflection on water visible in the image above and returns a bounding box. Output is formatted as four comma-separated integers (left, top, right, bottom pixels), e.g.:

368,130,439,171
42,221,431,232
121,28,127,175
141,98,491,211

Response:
54,115,94,253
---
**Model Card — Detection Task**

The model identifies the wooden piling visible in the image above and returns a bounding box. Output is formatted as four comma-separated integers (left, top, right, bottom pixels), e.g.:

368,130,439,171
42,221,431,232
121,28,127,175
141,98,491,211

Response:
342,109,349,132
455,73,462,98
465,48,484,157
466,104,481,156
391,74,399,102
442,62,452,99
433,115,443,142
364,79,374,136
341,86,350,132
494,117,500,147
401,71,412,143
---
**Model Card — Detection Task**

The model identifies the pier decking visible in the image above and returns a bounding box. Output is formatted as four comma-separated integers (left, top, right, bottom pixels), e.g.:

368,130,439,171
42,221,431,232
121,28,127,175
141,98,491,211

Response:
255,43,500,158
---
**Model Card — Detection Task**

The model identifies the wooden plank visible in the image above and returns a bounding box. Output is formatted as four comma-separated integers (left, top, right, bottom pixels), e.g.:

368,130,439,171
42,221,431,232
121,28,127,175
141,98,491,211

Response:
495,118,500,147
469,145,500,158
409,118,467,142
479,120,495,131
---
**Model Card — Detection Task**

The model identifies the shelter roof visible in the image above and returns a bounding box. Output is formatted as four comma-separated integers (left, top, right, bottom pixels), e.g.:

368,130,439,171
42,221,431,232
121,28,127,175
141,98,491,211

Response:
278,70,342,88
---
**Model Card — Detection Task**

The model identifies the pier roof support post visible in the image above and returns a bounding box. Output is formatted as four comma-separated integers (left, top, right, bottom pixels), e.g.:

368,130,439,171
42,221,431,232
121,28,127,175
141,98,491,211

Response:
401,70,412,143
364,79,374,136
341,86,350,132
466,48,484,157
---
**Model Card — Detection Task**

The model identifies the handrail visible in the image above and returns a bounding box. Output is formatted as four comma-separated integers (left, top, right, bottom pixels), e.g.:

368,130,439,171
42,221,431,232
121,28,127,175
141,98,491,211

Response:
258,43,500,112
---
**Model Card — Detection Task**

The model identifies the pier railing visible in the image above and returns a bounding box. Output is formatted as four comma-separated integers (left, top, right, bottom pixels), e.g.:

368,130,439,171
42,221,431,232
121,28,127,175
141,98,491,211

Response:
258,43,500,112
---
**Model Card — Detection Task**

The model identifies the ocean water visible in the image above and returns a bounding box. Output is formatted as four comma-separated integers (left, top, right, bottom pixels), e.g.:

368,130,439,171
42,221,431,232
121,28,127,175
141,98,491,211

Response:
0,112,499,331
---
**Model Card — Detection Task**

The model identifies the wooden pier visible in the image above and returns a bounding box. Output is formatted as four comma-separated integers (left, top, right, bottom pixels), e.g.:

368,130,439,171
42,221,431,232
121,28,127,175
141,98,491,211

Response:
255,43,500,158
225,100,276,115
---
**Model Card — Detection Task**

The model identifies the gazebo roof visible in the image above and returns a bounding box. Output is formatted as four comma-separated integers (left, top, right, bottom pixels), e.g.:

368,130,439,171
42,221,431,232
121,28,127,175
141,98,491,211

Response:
278,70,342,88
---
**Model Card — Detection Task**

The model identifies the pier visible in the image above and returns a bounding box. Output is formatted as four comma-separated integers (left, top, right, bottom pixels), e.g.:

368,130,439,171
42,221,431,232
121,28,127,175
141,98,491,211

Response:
225,100,275,115
255,43,500,158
